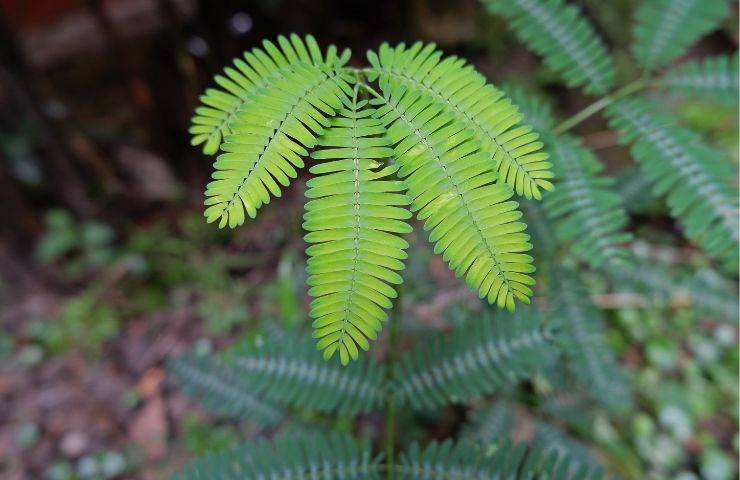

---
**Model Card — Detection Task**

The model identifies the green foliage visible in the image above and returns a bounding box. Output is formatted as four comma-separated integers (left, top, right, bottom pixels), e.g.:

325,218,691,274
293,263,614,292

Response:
193,34,556,361
396,440,610,479
27,291,120,357
615,298,738,479
480,0,738,269
196,288,250,335
371,66,537,312
276,252,304,328
539,386,599,435
657,53,739,106
543,135,633,268
631,0,730,71
179,16,739,478
201,36,353,227
503,85,556,134
605,253,739,323
550,268,633,412
464,401,603,474
606,99,739,270
170,333,385,416
189,34,350,155
172,432,379,480
462,401,515,442
506,87,633,268
167,352,284,425
395,308,558,410
173,431,612,479
485,0,616,95
180,413,242,456
615,167,661,214
169,311,559,416
305,93,411,363
683,268,739,322
223,333,385,414
519,198,560,258
533,421,599,470
46,450,130,480
367,42,554,199
35,210,115,276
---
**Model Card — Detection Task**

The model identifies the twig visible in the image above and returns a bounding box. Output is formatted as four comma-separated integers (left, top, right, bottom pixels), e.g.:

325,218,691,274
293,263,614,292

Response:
385,284,402,480
552,78,650,134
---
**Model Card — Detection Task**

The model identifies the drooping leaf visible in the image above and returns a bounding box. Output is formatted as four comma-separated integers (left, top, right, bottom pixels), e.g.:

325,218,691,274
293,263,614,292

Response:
190,34,350,155
396,439,611,479
223,333,386,414
485,0,616,95
657,53,740,106
304,93,412,363
172,432,380,480
631,0,730,71
543,135,633,268
395,308,559,410
202,36,353,227
166,352,284,425
607,98,739,270
372,77,538,310
367,42,554,199
549,267,633,412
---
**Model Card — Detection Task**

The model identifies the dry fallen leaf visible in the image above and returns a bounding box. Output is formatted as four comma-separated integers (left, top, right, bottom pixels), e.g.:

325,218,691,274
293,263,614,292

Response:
135,367,165,399
129,395,168,460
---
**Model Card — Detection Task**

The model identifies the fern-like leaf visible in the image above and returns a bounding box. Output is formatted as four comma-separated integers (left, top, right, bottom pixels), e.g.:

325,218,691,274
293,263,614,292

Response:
462,401,516,442
605,249,739,323
304,93,412,363
372,79,537,310
520,198,561,258
616,166,662,214
396,440,610,479
540,388,597,434
367,42,554,199
684,268,740,322
503,85,557,134
202,37,353,228
506,88,632,267
463,402,603,475
172,432,380,480
606,99,739,270
631,0,730,71
657,53,739,106
543,135,633,268
223,333,385,414
485,0,616,95
395,308,558,410
166,352,284,425
190,34,349,155
534,421,602,473
549,267,633,412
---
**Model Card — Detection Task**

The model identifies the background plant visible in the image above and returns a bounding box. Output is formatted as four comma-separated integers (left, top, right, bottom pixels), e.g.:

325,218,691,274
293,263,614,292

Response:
168,0,738,478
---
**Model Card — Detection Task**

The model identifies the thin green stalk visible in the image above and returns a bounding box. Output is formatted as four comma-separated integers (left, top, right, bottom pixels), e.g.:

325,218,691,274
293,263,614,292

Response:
357,79,399,478
552,78,650,135
357,78,398,476
358,81,385,101
385,284,402,480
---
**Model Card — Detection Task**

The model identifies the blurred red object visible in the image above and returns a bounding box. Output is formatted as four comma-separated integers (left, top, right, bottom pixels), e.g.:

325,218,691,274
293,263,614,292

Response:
0,0,130,31
0,0,194,68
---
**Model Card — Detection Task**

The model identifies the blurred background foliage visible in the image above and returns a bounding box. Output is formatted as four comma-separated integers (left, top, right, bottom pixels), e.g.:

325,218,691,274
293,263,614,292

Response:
0,0,737,479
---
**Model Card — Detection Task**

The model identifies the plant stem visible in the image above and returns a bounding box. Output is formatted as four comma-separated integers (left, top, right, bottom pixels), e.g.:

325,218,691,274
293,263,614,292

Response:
357,82,384,101
385,284,401,479
357,78,399,476
552,78,650,135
